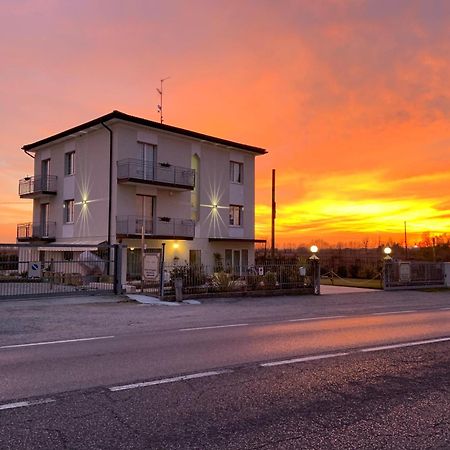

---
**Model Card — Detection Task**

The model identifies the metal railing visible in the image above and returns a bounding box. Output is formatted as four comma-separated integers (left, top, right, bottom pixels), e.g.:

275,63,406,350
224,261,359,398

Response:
19,175,58,196
117,159,195,189
0,243,121,298
127,262,315,296
116,216,195,238
383,260,446,290
17,222,57,240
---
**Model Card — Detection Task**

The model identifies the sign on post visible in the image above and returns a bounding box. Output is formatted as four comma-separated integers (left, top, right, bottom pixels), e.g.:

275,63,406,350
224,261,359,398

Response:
143,254,160,281
28,262,42,278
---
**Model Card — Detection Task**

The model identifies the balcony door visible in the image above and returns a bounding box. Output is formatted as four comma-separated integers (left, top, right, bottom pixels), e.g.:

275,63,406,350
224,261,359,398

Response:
139,143,156,181
136,194,154,235
41,159,50,191
40,203,49,237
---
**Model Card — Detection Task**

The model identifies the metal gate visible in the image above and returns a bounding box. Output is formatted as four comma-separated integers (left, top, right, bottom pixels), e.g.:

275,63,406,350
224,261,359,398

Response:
0,243,122,299
383,260,446,290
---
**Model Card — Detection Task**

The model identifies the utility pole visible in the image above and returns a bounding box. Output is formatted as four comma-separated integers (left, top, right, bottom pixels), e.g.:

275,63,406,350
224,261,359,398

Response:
404,221,408,260
271,169,276,262
157,77,170,124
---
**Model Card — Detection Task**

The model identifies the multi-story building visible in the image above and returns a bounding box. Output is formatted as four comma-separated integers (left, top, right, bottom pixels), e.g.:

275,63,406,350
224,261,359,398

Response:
17,110,266,272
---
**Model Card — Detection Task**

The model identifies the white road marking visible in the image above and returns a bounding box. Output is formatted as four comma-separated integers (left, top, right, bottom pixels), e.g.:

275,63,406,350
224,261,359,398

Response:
261,352,349,367
287,315,346,322
0,335,115,350
0,398,55,411
109,370,232,392
439,307,450,311
179,324,248,331
371,310,417,316
361,336,450,353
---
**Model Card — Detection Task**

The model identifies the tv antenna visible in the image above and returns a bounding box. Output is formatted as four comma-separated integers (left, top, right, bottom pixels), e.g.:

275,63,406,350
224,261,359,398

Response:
157,76,170,123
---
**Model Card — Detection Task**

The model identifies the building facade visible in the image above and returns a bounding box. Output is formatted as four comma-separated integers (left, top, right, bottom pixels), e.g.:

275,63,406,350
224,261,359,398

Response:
17,111,266,272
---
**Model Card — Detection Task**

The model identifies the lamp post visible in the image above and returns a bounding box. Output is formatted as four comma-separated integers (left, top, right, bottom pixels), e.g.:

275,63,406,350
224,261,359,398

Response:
309,245,320,295
382,246,392,290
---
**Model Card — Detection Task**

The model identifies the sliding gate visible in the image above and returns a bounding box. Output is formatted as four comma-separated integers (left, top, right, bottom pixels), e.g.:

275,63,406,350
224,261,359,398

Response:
0,243,122,299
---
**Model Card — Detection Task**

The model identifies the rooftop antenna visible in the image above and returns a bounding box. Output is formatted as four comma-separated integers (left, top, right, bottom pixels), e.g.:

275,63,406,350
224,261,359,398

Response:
157,76,170,124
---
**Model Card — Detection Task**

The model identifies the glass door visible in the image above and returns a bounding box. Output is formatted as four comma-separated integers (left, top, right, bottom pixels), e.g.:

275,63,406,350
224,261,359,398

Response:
136,195,154,235
139,143,156,181
40,203,49,237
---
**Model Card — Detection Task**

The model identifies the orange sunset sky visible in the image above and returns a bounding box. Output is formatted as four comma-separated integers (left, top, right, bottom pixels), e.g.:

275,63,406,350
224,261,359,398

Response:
1,0,449,247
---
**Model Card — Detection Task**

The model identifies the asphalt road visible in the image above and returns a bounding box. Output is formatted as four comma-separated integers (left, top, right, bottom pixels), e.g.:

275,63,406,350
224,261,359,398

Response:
1,290,449,448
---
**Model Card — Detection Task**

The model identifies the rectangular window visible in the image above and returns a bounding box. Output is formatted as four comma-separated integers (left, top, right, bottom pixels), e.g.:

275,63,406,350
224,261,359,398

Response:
64,151,75,176
230,161,243,183
64,199,74,223
229,205,243,226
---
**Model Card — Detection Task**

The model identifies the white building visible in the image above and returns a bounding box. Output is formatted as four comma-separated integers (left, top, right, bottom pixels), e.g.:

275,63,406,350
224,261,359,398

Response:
18,111,266,273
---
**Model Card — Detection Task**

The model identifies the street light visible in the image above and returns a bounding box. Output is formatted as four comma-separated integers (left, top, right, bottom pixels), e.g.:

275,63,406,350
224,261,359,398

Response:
383,246,392,260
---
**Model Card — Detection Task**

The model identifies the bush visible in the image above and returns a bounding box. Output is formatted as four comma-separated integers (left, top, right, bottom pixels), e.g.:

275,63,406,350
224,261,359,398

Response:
264,271,277,288
337,266,348,278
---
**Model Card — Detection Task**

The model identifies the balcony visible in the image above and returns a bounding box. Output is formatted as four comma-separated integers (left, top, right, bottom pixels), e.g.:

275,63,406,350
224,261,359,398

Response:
17,222,56,242
117,159,195,190
19,175,58,198
116,216,195,240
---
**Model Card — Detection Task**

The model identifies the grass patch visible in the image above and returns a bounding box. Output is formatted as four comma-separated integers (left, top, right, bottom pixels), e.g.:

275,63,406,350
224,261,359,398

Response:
321,277,382,289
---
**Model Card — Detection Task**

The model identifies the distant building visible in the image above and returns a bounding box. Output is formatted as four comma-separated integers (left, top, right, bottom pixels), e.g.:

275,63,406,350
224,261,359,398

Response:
17,110,266,270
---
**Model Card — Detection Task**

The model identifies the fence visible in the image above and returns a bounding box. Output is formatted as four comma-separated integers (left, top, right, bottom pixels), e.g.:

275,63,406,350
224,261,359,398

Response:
383,260,446,290
0,243,121,299
126,260,317,297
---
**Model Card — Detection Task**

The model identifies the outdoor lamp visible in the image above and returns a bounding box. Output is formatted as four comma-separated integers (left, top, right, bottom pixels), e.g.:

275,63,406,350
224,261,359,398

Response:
383,246,392,260
309,245,319,260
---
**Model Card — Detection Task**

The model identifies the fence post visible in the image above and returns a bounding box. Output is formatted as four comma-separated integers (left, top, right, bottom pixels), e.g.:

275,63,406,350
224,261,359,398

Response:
159,243,166,299
309,255,320,295
113,244,124,295
382,256,392,290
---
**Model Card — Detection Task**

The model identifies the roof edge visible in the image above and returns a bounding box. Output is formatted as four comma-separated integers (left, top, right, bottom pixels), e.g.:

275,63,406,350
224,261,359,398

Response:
22,110,267,154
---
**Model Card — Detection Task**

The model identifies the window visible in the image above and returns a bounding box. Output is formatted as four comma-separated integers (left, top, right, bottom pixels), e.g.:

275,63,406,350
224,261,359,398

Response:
64,199,74,223
229,205,243,226
63,251,74,261
65,151,75,176
230,161,243,183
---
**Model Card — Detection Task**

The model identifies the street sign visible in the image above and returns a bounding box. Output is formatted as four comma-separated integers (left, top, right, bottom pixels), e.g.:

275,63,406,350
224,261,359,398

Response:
143,254,160,280
28,261,42,278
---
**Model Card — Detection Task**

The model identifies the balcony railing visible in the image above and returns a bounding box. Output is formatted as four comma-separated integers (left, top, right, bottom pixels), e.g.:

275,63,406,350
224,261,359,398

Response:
19,175,58,198
117,159,195,190
116,216,195,239
17,222,56,241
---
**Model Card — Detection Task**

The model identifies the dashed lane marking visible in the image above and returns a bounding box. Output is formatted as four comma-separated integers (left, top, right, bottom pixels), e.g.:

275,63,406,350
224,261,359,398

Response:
0,398,55,411
109,370,232,392
0,336,115,350
260,352,349,367
287,315,346,322
179,324,248,331
360,336,450,353
371,310,417,316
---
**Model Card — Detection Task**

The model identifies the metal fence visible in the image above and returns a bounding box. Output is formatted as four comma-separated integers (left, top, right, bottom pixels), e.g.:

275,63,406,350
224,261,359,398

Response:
127,260,316,297
0,244,121,299
383,260,446,290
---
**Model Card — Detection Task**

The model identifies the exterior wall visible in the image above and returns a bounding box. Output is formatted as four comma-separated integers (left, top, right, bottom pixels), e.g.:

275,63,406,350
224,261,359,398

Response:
21,118,262,269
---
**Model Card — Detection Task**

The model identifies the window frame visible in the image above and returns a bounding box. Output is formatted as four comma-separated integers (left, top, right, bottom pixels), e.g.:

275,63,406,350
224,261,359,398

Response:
64,151,75,176
229,161,243,184
63,199,74,224
229,204,243,227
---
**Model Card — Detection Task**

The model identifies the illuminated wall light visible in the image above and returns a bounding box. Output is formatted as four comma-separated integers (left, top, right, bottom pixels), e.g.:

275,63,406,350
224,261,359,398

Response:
310,245,318,254
173,242,179,249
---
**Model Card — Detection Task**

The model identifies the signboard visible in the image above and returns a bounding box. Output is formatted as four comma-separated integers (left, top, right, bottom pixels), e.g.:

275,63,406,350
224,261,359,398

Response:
143,254,160,280
399,262,411,283
28,261,42,278
258,266,264,276
299,267,306,276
